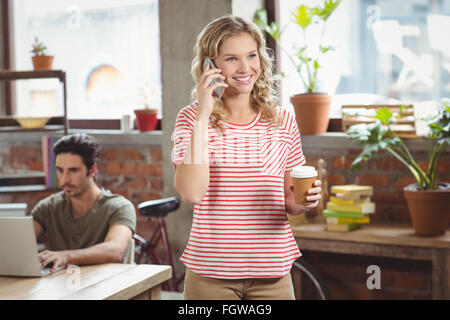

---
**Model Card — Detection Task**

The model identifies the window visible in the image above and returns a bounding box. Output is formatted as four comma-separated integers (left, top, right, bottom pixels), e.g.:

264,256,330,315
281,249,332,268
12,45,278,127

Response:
11,0,161,120
278,0,450,118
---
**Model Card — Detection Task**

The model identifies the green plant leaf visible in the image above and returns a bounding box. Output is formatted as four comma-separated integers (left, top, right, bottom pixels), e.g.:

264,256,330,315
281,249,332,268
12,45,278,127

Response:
395,104,408,119
427,102,450,141
349,152,366,171
31,36,48,56
315,0,342,21
348,121,401,172
272,72,285,81
296,46,309,63
253,9,269,30
313,60,321,70
267,22,280,42
374,107,393,125
319,45,334,53
349,143,379,172
253,9,280,42
348,123,375,143
292,5,312,29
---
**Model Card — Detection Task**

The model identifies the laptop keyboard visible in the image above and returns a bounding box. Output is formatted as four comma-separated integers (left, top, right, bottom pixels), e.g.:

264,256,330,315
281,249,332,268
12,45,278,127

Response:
40,267,52,276
40,265,66,276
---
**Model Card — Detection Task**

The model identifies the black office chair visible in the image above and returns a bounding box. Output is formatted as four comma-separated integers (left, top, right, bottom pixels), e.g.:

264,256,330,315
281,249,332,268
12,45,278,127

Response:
133,197,183,291
137,197,180,218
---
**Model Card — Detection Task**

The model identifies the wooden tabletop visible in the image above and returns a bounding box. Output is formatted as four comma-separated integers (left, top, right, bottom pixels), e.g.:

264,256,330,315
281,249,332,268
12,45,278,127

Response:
291,223,450,249
0,263,172,300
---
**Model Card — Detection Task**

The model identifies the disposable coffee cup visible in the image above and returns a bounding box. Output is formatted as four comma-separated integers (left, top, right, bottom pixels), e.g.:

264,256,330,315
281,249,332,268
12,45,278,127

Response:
291,166,318,205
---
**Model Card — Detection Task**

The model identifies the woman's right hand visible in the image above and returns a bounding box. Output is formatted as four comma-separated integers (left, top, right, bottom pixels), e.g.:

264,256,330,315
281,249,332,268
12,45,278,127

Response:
196,63,228,120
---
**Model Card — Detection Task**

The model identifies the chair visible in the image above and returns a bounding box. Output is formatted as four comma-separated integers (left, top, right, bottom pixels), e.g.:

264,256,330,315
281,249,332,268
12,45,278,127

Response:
133,197,183,291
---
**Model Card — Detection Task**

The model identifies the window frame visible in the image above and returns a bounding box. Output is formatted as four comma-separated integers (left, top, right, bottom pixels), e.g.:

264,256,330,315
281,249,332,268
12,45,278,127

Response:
265,0,280,74
1,0,12,116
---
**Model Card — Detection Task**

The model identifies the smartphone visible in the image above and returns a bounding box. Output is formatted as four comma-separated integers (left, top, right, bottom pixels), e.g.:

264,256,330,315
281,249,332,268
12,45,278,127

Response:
202,58,225,99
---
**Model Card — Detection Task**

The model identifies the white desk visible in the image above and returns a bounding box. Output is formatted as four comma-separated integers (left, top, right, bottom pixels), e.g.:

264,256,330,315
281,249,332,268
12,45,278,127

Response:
0,263,172,300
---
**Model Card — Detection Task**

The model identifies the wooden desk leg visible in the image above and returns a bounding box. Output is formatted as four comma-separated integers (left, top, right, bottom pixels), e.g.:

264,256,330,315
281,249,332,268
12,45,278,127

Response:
432,249,450,300
149,285,162,300
131,285,162,300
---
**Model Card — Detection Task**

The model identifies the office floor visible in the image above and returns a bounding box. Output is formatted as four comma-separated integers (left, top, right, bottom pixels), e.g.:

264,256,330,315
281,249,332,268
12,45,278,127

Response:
161,290,184,300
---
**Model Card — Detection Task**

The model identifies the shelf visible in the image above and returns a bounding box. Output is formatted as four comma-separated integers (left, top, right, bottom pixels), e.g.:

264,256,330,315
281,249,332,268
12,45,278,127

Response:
0,125,65,133
0,70,68,135
0,116,66,133
0,70,66,81
0,185,53,193
0,173,45,186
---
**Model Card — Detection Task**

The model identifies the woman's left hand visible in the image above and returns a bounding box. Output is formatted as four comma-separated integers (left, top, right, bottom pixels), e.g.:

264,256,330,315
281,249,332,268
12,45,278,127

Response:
285,179,322,216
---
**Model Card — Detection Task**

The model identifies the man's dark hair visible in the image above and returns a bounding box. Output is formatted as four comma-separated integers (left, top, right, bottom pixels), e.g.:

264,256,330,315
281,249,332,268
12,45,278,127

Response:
53,133,99,173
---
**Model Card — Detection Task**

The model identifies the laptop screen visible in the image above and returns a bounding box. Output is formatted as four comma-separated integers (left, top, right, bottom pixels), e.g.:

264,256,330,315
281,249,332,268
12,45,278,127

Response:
0,216,42,277
0,203,27,217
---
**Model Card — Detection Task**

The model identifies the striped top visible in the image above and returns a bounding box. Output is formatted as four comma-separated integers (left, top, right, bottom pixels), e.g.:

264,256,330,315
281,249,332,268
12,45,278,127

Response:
172,102,305,279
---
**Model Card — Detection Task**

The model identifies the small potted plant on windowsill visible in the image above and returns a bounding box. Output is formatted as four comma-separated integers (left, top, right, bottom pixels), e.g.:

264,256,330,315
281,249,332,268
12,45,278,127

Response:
254,0,341,134
347,101,450,236
134,82,159,132
30,37,54,70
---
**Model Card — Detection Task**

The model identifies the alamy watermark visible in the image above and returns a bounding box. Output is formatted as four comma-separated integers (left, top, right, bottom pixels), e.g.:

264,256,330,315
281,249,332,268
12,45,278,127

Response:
366,265,381,290
171,121,284,166
366,5,381,30
67,5,82,30
66,264,81,290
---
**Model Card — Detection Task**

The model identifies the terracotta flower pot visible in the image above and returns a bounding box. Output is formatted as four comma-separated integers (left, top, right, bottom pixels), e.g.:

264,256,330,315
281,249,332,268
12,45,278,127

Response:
32,55,54,70
134,109,158,132
290,93,331,135
404,182,450,236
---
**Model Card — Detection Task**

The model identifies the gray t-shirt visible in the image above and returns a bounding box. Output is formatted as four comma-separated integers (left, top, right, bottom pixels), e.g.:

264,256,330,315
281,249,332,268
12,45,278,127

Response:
32,188,136,251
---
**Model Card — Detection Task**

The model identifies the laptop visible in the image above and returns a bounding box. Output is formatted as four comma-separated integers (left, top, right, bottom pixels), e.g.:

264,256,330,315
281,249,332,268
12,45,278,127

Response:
0,203,27,217
0,216,64,277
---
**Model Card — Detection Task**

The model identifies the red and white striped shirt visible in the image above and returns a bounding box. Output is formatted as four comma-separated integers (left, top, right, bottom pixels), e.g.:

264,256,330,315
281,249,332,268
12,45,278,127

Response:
172,102,305,279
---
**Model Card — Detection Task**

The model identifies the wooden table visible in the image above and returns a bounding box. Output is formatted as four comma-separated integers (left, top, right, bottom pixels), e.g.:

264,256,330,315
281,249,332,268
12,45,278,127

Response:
0,263,172,300
291,223,450,299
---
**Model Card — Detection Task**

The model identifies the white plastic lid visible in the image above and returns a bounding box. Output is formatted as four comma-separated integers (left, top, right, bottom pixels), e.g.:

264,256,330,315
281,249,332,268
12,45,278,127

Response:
290,165,318,178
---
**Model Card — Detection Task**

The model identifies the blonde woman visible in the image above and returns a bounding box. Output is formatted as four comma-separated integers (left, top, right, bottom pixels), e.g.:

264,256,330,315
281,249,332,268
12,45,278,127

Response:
173,15,321,300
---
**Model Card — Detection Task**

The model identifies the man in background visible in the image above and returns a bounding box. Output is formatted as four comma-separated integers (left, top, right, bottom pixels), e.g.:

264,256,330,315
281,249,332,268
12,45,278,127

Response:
32,133,136,272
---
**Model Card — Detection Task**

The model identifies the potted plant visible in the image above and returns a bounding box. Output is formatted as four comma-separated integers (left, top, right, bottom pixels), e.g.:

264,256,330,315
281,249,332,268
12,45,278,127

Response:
134,82,159,132
30,37,54,70
347,101,450,236
254,0,341,134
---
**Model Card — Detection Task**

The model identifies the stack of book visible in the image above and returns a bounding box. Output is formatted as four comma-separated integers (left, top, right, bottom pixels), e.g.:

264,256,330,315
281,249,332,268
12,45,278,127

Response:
41,136,59,189
324,185,375,232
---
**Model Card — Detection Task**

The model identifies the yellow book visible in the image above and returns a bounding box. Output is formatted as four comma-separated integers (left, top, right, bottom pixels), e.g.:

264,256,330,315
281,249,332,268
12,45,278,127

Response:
324,209,366,219
330,185,373,197
330,196,370,205
327,201,375,214
327,223,361,232
332,193,361,200
326,216,370,224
